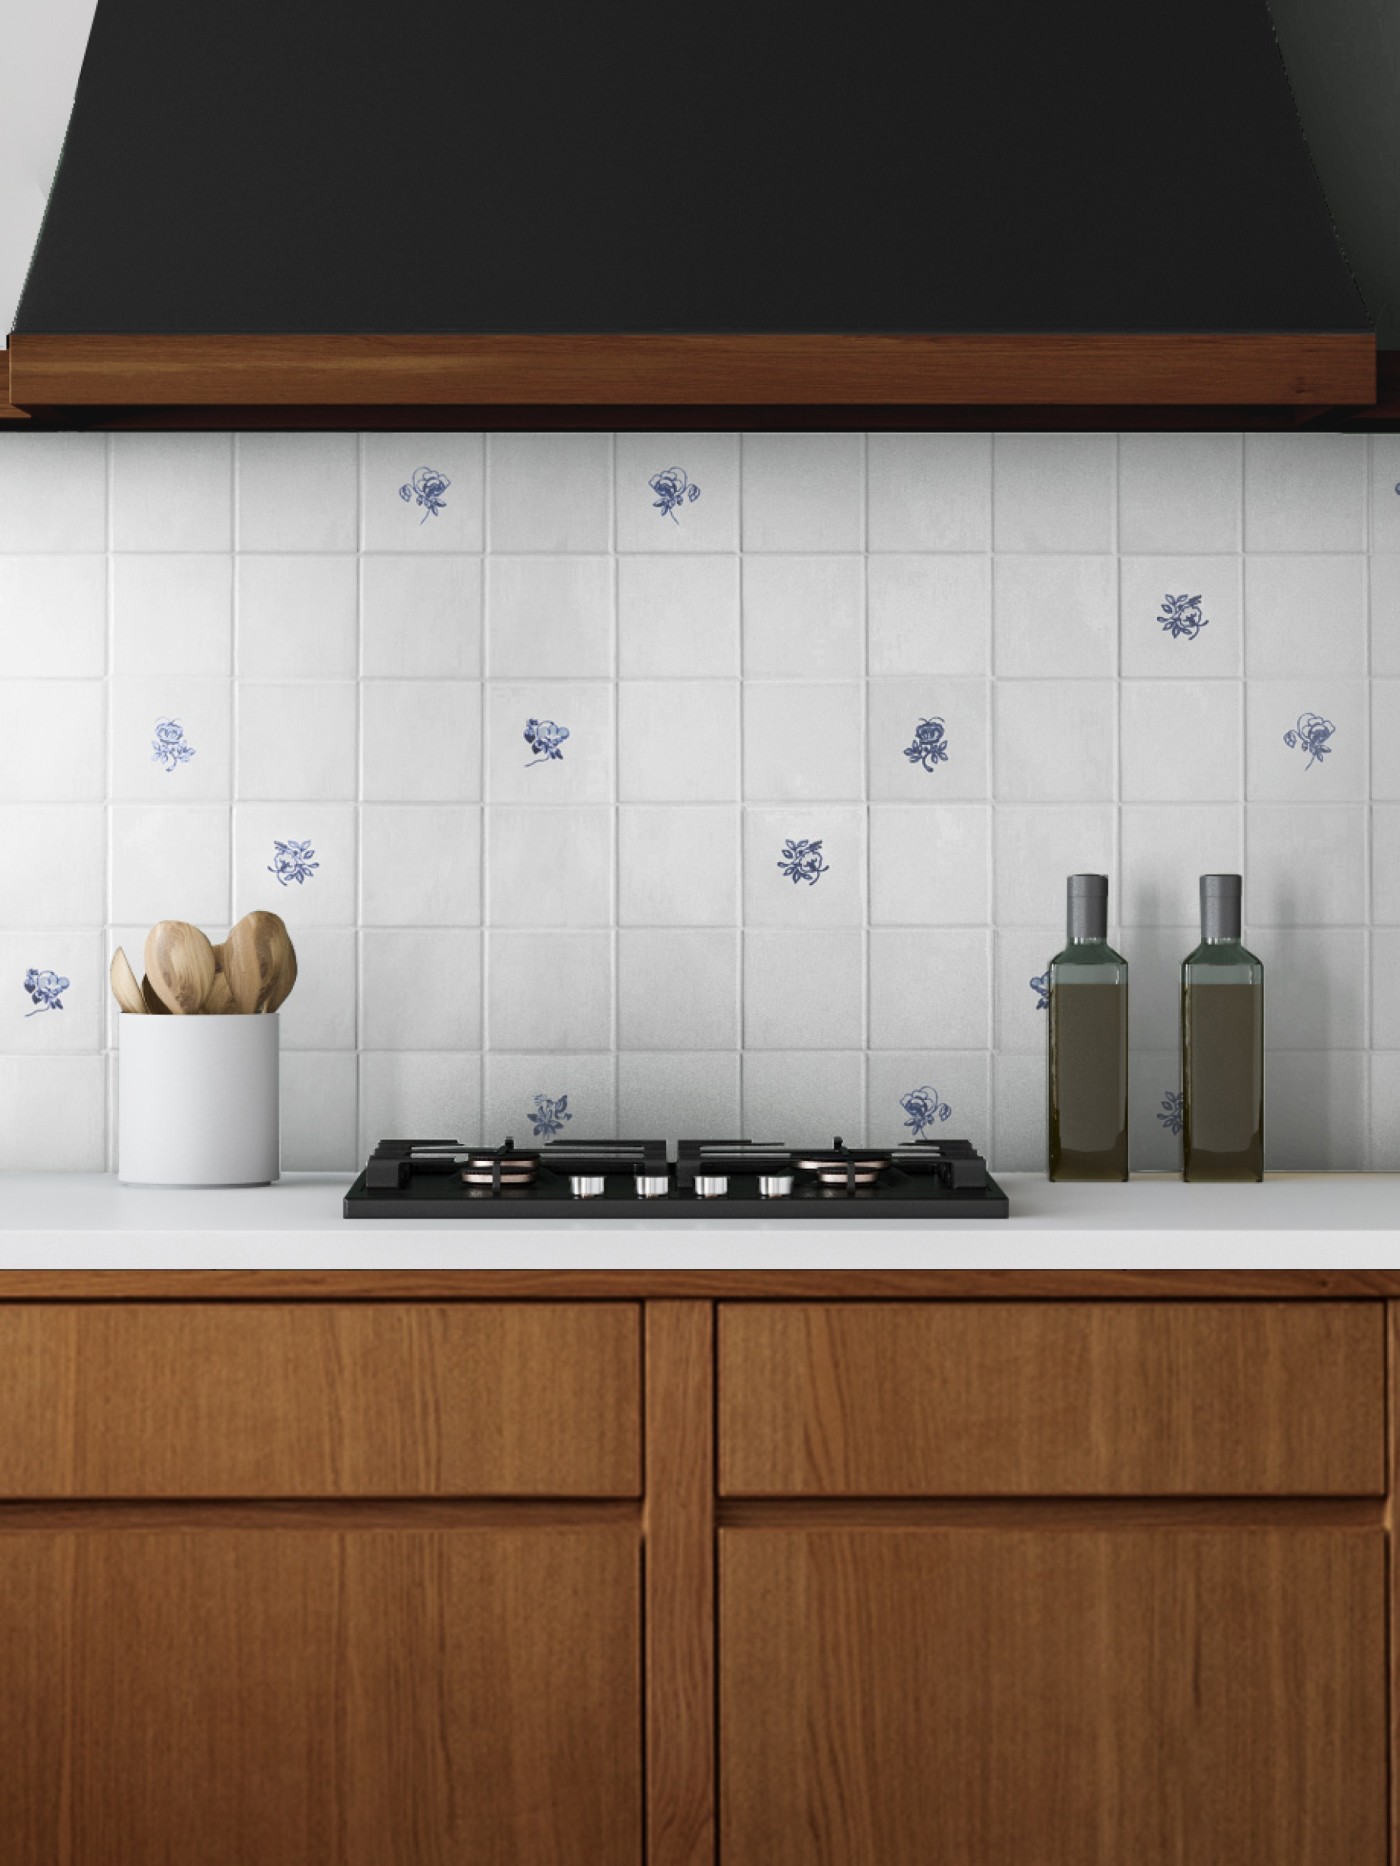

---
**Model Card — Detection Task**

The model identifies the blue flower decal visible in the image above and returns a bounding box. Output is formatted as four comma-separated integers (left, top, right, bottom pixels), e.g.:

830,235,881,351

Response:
151,718,195,773
399,467,451,524
23,968,69,1017
1157,1089,1185,1136
1283,711,1334,769
267,838,319,888
903,717,949,772
524,718,570,766
1030,972,1050,1011
1157,593,1209,641
900,1085,952,1139
649,468,701,522
530,1093,571,1140
777,838,829,886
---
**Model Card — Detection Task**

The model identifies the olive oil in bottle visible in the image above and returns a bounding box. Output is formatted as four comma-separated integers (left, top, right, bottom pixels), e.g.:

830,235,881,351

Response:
1181,874,1263,1181
1047,874,1129,1181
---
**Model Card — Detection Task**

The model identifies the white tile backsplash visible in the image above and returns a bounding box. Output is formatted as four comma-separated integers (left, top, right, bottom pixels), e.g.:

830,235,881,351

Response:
0,427,1393,1169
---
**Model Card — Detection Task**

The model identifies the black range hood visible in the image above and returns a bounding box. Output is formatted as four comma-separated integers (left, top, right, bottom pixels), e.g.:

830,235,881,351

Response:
2,0,1376,421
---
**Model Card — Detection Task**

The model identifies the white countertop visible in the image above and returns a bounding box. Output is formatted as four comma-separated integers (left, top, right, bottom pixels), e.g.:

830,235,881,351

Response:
0,1172,1395,1270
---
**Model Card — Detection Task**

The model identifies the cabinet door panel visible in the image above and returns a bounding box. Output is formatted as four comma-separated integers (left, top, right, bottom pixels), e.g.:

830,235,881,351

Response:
720,1527,1386,1866
0,1526,641,1866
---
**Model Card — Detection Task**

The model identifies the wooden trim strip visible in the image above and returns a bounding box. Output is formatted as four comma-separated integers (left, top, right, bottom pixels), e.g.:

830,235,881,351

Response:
7,331,1376,407
0,348,30,420
0,1497,640,1531
719,1497,1386,1531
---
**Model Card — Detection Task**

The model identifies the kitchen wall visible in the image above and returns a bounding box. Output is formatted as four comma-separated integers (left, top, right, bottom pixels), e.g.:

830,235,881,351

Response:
0,429,1396,1172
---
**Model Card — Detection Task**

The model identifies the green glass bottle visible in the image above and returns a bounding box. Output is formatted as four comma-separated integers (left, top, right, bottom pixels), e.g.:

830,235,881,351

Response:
1181,874,1263,1181
1047,874,1129,1181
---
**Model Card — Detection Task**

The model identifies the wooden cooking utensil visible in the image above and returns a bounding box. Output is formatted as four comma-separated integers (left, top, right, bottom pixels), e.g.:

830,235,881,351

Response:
144,921,218,1016
224,911,297,1014
201,970,235,1014
141,975,170,1014
261,926,297,1013
109,947,147,1014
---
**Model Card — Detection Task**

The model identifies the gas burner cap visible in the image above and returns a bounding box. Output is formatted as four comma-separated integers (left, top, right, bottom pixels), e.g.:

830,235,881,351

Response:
459,1146,539,1187
792,1148,891,1185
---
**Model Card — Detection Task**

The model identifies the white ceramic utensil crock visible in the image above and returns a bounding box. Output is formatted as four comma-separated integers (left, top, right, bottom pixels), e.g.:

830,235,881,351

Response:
119,1013,280,1186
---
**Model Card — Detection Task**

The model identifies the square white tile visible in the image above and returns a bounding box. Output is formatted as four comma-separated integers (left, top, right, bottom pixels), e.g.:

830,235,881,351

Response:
1117,433,1242,554
868,804,990,926
1264,1050,1366,1169
274,929,357,1052
0,1056,105,1170
484,682,612,804
868,677,988,802
0,556,106,675
994,556,1117,678
112,434,231,552
1244,555,1367,676
1243,434,1366,552
743,928,863,1049
111,678,231,801
741,1050,865,1142
486,805,613,927
1250,925,1366,1048
1120,681,1241,803
112,555,232,677
1371,1053,1400,1170
1122,926,1194,1051
0,806,104,929
279,1051,359,1168
1120,804,1242,925
486,556,613,677
110,804,230,926
362,434,484,552
362,553,483,683
360,928,481,1049
1245,803,1367,924
615,433,739,553
1372,437,1400,553
997,680,1117,802
869,927,991,1049
745,682,864,801
617,555,740,678
992,434,1115,552
233,803,356,927
992,1051,1046,1172
742,556,864,678
1119,556,1242,678
866,434,991,552
994,806,1116,926
358,1051,481,1159
485,930,613,1051
488,433,612,553
239,680,357,801
0,435,106,552
618,805,739,926
359,805,480,926
617,1052,740,1139
994,927,1057,1051
1375,807,1400,923
0,930,104,1053
743,806,865,927
482,1053,615,1143
1246,679,1368,803
867,555,990,677
1374,682,1400,800
1374,554,1400,676
237,434,358,553
867,1052,992,1154
620,681,739,803
741,434,863,552
618,928,739,1049
237,555,360,681
361,680,481,802
0,681,105,801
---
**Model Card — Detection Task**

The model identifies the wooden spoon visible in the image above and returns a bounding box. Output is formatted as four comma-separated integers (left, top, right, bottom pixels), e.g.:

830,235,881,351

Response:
201,970,235,1014
224,911,295,1014
261,928,297,1013
141,975,171,1014
144,921,218,1016
109,946,147,1014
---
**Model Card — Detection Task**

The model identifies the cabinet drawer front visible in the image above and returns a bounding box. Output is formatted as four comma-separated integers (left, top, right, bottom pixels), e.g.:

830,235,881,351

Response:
0,1304,640,1497
719,1302,1384,1495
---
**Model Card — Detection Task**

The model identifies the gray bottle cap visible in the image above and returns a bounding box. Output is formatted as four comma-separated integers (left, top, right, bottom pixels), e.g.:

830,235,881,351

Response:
1200,873,1242,941
1067,873,1108,941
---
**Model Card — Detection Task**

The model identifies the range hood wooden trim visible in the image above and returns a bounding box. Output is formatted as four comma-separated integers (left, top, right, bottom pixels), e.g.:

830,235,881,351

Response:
6,331,1376,408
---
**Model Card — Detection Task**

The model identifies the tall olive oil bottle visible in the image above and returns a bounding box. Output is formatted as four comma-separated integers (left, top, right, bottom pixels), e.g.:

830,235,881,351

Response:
1047,874,1128,1181
1181,874,1263,1181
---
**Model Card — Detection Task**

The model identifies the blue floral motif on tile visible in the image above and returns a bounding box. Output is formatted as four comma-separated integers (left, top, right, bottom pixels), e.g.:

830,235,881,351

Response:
649,468,701,523
1030,972,1050,1011
529,1093,571,1140
23,968,69,1017
267,838,319,888
1157,592,1209,641
903,716,949,772
1157,1089,1185,1136
900,1085,952,1139
524,718,570,765
1283,711,1334,769
399,467,451,524
151,718,195,772
777,838,829,886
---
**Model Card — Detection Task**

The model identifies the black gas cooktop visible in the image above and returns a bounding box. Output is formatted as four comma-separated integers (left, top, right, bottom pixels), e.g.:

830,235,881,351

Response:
344,1136,1009,1220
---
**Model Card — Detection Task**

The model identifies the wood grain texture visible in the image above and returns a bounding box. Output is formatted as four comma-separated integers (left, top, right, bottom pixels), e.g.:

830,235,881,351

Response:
719,1302,1385,1496
644,1303,715,1866
0,1303,640,1496
719,1526,1387,1866
6,331,1376,406
0,348,28,419
0,1525,642,1866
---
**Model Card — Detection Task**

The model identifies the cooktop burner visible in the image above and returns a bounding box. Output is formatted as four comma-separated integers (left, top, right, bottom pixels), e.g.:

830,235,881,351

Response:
344,1135,1009,1219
